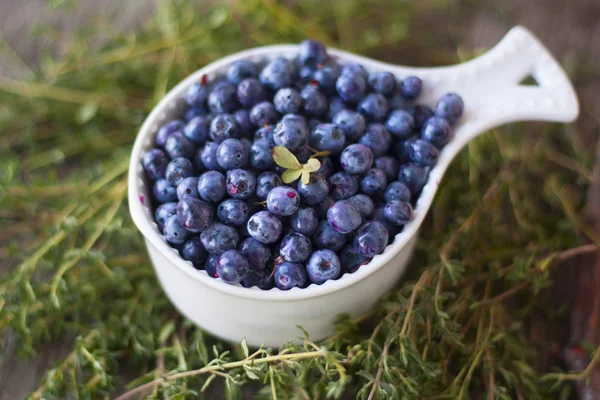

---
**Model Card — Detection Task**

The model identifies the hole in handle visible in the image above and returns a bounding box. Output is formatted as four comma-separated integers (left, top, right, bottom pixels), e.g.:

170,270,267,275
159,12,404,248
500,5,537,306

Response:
518,75,540,87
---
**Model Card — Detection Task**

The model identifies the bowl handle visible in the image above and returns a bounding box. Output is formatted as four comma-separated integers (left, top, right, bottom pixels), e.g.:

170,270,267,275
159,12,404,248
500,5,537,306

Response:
450,26,580,132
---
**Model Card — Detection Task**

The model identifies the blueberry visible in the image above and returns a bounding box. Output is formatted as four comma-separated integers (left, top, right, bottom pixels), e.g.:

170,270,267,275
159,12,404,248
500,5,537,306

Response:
307,249,341,284
156,120,184,147
242,269,273,289
360,168,388,195
216,250,249,284
195,142,220,171
166,157,194,186
387,91,411,110
313,64,340,94
186,82,209,107
339,244,369,273
274,88,302,114
153,179,178,203
397,162,429,195
358,123,391,157
312,220,346,252
421,117,451,148
409,139,439,166
290,207,319,236
197,171,226,203
314,196,336,220
374,156,399,181
226,60,258,85
308,118,323,131
247,211,283,244
226,169,256,199
208,83,239,113
155,202,177,231
411,104,434,130
274,262,306,290
254,124,275,143
250,102,280,126
200,222,239,255
297,173,329,205
298,39,327,67
280,232,312,263
164,215,189,244
267,186,300,216
317,157,334,179
177,177,200,200
299,65,314,82
260,58,297,91
340,144,373,174
327,97,347,121
250,139,275,170
204,254,219,277
239,137,253,153
385,109,414,139
434,93,464,124
394,136,418,163
256,171,282,199
384,199,413,226
348,194,374,217
354,221,389,257
310,123,345,154
237,78,267,108
328,171,359,200
182,238,208,264
340,63,368,80
217,199,250,227
384,181,411,202
217,138,248,169
357,93,389,122
336,72,366,103
234,109,253,137
368,71,396,96
300,85,328,117
165,132,195,160
294,146,313,163
210,114,241,143
399,76,422,100
184,115,211,145
142,149,169,180
239,237,271,271
273,116,309,151
184,105,208,122
332,110,366,141
176,197,214,233
327,200,362,233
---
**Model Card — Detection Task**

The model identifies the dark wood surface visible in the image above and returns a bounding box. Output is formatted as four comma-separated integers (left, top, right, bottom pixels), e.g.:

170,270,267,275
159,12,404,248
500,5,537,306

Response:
1,1,599,399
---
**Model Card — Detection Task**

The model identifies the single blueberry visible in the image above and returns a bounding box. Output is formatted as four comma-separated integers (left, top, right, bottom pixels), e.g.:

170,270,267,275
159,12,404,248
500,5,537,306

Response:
274,262,306,290
186,82,209,107
409,139,439,166
312,220,346,252
210,114,241,143
385,109,415,139
327,96,347,121
306,249,341,284
195,141,220,171
256,171,282,199
411,104,435,130
394,136,419,163
197,171,226,203
142,149,169,180
254,124,275,143
153,179,178,203
237,78,267,109
280,232,312,263
242,269,273,289
177,177,200,200
354,221,389,257
250,101,280,126
226,169,256,199
239,237,271,271
184,115,211,145
421,117,451,148
260,57,297,91
204,254,219,278
328,171,359,200
217,138,248,169
274,88,302,114
360,168,388,195
164,215,189,244
247,211,283,244
298,39,327,67
208,82,239,113
176,197,214,233
313,64,340,94
339,244,369,273
357,93,389,122
384,181,411,202
327,200,362,234
273,116,309,151
164,132,195,160
216,250,249,284
181,238,208,264
368,71,396,96
165,157,194,186
434,93,464,124
384,199,413,226
348,194,374,217
340,63,368,80
358,123,391,157
155,202,177,231
267,186,300,216
310,123,345,154
397,162,429,195
156,120,184,147
290,207,319,236
332,110,366,141
336,72,366,103
217,199,250,227
200,222,239,255
184,105,208,122
340,144,373,174
297,173,329,205
250,139,275,170
226,60,258,85
387,90,411,110
374,156,400,181
299,65,314,82
399,76,422,100
300,85,329,117
233,109,253,137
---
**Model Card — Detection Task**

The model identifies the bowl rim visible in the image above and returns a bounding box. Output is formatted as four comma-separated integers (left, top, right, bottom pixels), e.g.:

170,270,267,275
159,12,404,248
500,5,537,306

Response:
128,44,454,301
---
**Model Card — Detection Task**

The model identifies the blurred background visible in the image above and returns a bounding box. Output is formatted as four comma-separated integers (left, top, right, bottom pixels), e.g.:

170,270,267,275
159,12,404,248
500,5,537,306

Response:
1,0,599,399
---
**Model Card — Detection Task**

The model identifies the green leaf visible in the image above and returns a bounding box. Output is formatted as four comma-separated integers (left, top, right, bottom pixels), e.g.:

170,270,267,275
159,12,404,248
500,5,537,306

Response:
303,158,321,172
273,146,301,169
241,338,249,358
301,170,311,184
282,169,302,184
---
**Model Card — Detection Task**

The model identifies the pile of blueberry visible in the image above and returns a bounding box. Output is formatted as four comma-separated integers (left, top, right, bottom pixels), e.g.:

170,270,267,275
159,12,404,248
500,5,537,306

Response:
141,39,464,290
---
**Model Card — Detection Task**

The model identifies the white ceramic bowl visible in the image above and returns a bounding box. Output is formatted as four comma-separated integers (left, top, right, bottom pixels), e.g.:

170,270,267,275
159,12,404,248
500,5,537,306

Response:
128,26,579,347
